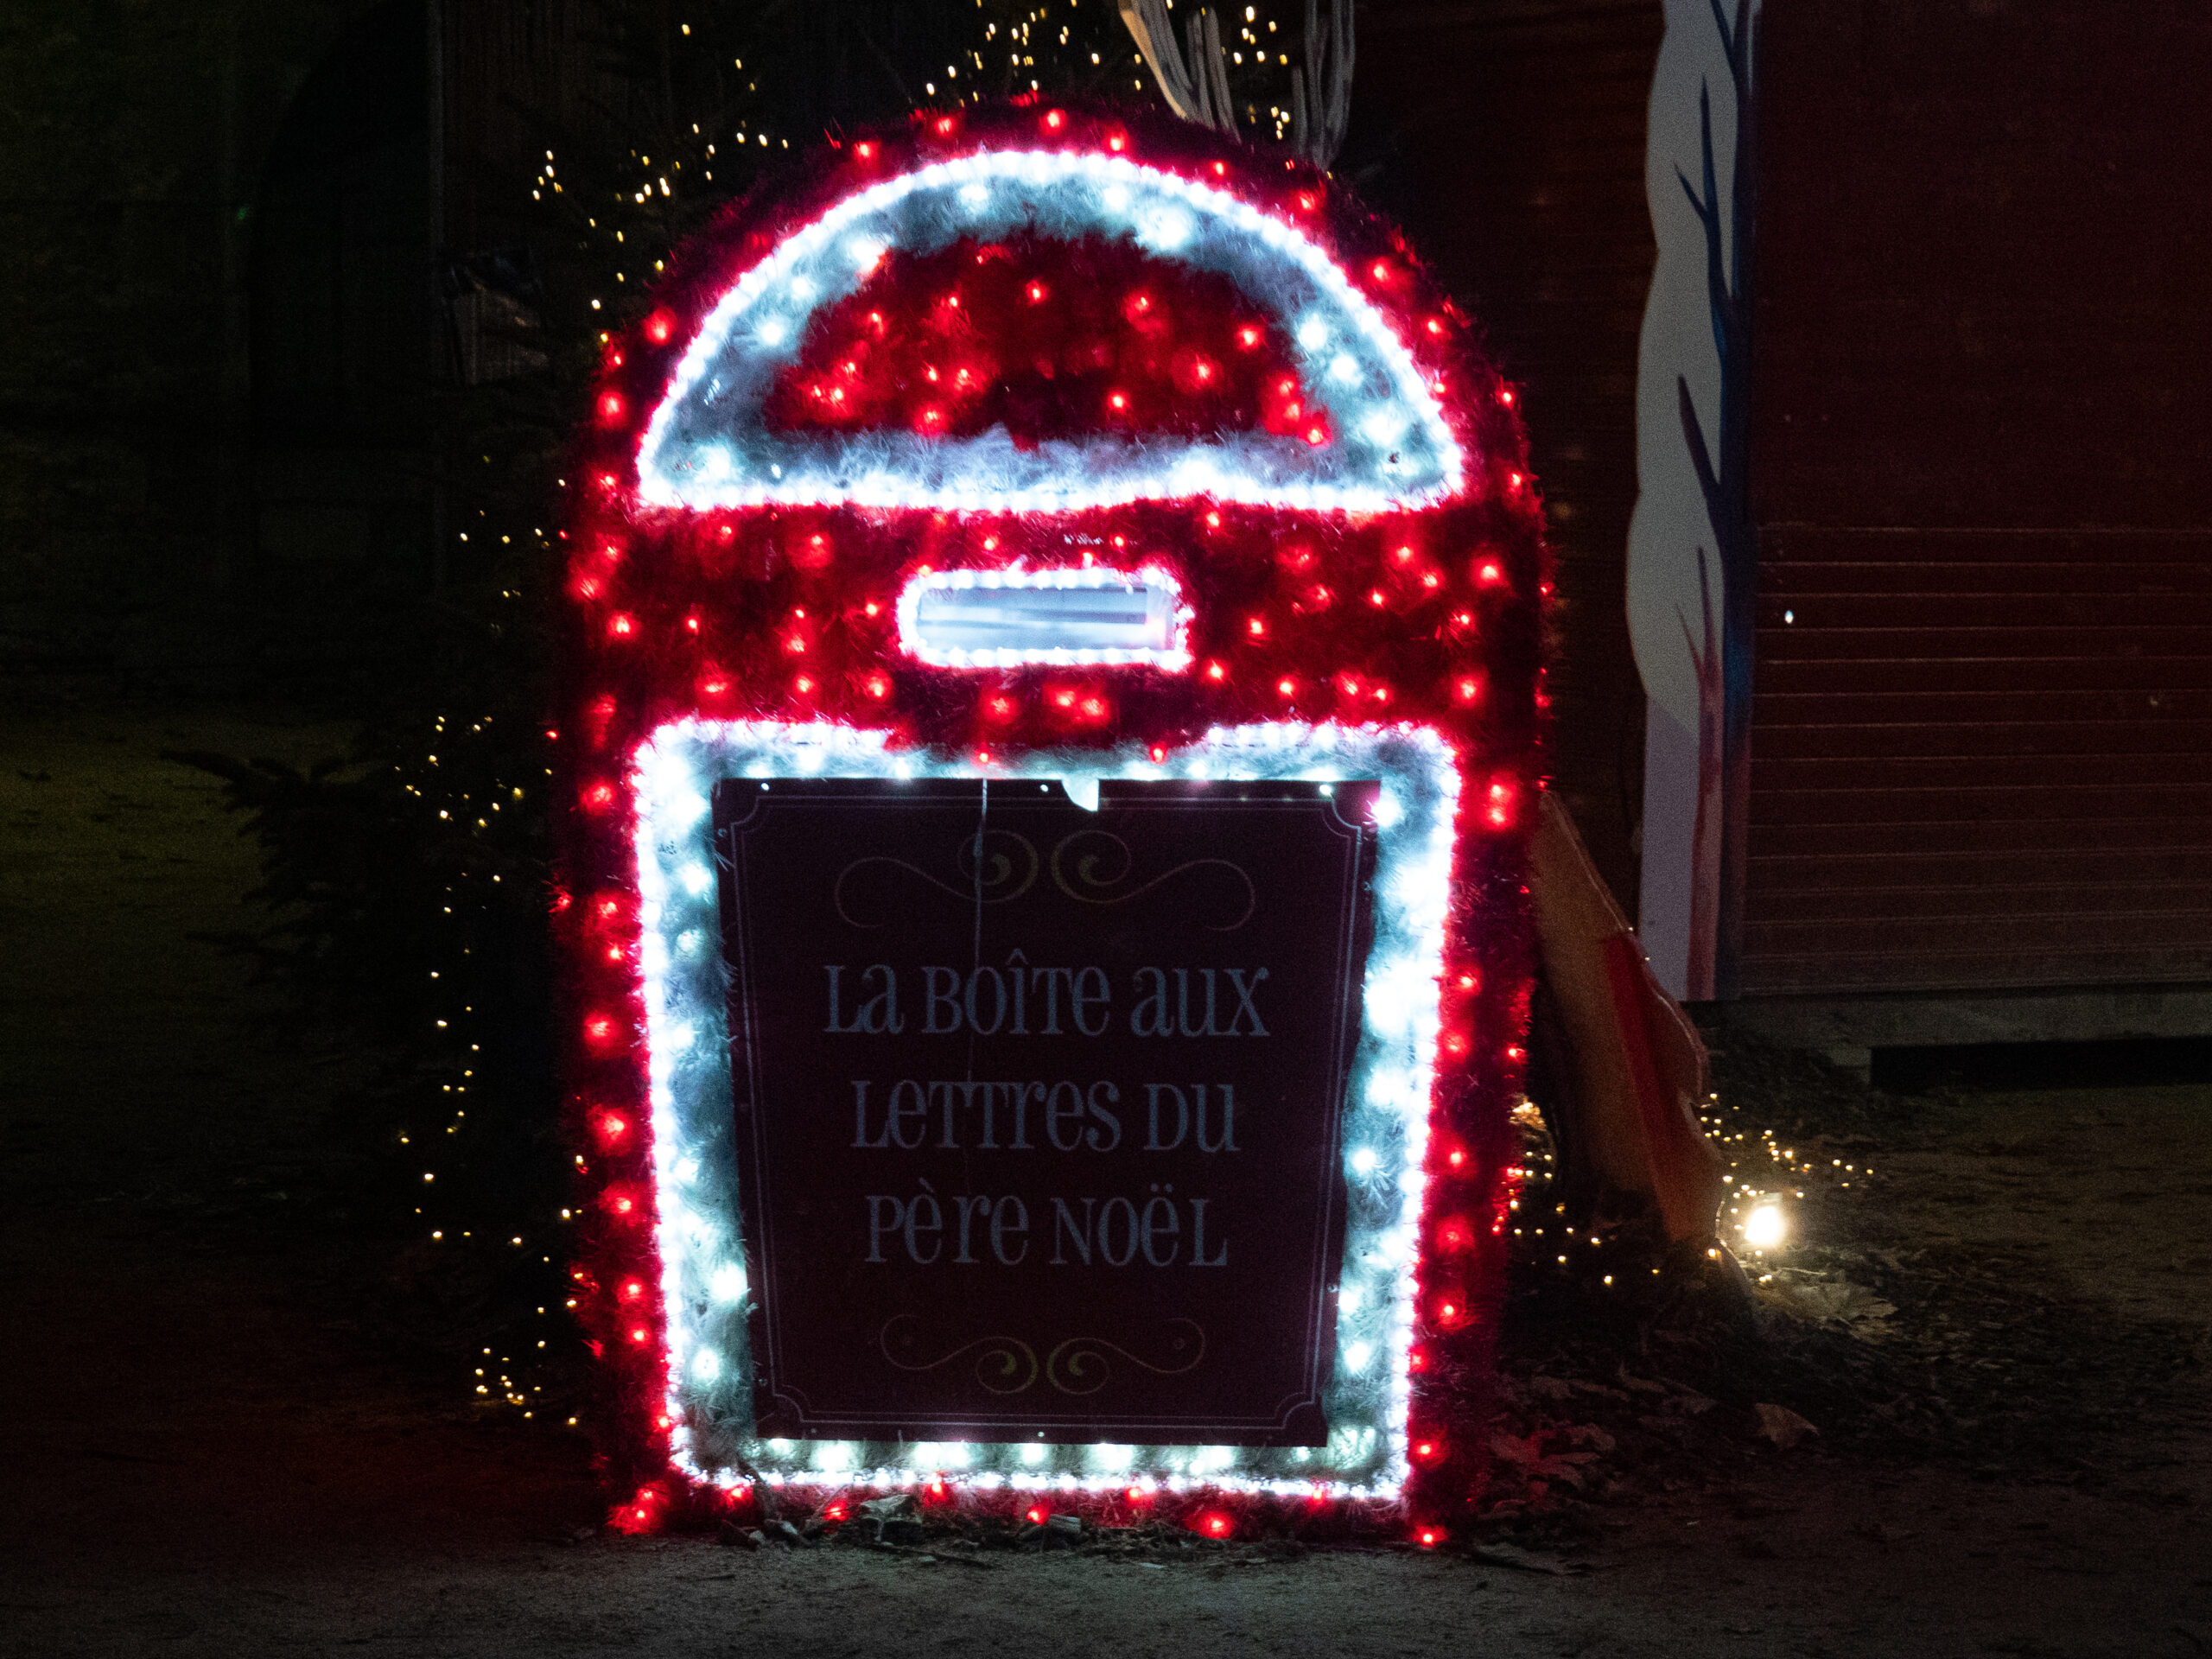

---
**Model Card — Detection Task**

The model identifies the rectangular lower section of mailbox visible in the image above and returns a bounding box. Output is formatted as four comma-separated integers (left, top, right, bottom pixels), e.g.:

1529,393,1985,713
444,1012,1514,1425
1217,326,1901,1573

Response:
713,776,1376,1446
630,721,1459,1497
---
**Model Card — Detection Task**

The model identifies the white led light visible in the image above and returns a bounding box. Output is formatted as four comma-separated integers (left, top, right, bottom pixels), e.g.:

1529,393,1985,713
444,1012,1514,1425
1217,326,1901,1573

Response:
692,1347,721,1382
634,150,1468,515
708,1262,748,1303
1744,1201,1787,1249
896,563,1192,671
627,719,1462,1503
1136,203,1195,251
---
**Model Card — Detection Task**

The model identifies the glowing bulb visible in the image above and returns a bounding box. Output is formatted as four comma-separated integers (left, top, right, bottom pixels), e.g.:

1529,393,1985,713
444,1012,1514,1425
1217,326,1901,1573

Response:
1743,1202,1787,1249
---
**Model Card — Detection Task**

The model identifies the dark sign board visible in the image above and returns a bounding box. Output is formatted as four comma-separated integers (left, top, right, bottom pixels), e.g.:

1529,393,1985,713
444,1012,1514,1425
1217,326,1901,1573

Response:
713,777,1377,1446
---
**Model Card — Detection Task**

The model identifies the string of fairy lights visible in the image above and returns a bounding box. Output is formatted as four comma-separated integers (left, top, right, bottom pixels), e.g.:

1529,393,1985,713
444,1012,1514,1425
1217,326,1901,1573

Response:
1503,1084,1876,1294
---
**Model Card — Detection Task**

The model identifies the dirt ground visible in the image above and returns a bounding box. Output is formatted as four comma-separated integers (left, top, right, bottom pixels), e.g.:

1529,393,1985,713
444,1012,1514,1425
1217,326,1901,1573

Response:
3,685,2209,1658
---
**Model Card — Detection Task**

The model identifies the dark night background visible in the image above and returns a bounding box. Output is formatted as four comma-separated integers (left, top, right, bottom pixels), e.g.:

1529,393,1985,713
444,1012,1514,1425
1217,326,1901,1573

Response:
3,3,2208,1653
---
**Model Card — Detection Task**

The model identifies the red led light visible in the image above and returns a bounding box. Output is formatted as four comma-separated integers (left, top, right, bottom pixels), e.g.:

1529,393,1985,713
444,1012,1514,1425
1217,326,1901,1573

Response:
1478,562,1504,585
1025,1505,1047,1525
607,613,636,639
598,391,625,422
559,121,1548,1535
583,1014,617,1046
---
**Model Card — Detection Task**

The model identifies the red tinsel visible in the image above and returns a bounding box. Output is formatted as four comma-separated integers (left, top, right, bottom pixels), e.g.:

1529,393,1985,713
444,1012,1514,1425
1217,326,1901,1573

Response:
556,100,1548,1544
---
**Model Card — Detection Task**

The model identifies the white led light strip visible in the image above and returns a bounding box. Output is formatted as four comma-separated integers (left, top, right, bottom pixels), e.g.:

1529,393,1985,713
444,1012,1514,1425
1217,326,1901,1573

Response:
628,720,1461,1501
893,563,1193,670
635,150,1467,514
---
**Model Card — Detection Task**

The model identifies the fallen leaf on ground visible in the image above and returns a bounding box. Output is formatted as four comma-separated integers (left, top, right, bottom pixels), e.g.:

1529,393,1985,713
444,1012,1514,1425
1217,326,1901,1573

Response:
1753,1402,1820,1450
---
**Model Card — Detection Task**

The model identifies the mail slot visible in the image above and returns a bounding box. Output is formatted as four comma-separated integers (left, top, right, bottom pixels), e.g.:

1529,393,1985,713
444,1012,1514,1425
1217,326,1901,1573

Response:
899,567,1189,664
559,105,1547,1541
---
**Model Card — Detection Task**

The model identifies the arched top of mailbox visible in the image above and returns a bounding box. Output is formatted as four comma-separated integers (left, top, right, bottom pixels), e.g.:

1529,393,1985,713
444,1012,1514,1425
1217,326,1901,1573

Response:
635,149,1468,515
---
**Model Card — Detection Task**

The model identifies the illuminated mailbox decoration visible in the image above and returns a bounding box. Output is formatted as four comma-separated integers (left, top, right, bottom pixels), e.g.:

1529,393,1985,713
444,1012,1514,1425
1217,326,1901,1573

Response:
563,107,1546,1538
